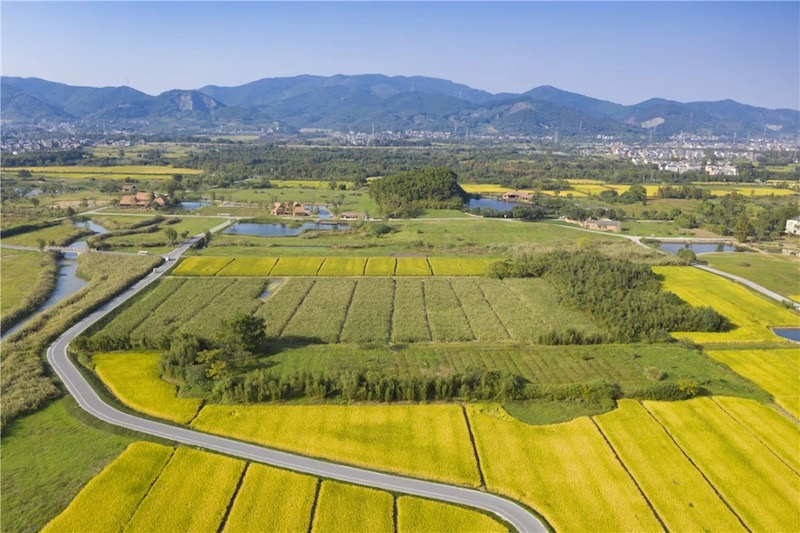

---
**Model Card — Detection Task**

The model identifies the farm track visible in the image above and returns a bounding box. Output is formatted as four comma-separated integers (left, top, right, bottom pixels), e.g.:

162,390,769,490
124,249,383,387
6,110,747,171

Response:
45,229,547,533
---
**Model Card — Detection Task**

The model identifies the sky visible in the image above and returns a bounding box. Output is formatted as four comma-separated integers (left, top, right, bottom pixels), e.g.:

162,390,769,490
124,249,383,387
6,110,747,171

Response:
2,2,798,109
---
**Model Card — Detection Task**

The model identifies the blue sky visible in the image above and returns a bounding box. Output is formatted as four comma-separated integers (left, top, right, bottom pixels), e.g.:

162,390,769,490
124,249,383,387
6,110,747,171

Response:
2,2,798,109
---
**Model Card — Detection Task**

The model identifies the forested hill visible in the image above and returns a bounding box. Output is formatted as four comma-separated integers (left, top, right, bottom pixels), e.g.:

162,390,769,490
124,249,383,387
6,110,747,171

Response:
2,74,797,137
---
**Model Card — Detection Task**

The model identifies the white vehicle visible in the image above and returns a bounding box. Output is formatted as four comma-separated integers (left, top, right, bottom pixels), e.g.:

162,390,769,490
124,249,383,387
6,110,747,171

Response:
137,250,149,255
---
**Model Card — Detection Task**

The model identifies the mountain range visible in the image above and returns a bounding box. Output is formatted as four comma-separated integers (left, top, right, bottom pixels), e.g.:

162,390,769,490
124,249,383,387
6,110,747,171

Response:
2,74,797,137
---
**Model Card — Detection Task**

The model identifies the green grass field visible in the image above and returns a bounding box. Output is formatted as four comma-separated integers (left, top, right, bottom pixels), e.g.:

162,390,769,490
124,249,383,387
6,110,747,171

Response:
1,221,88,247
0,249,49,315
700,252,800,300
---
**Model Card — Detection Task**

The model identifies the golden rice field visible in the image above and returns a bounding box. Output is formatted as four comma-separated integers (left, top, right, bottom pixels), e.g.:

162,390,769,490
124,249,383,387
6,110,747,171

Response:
125,447,245,533
270,256,326,276
42,443,174,533
364,256,397,275
311,481,394,533
707,348,800,418
172,256,233,276
191,404,481,486
93,352,202,424
396,497,508,533
466,404,662,532
215,257,278,276
459,184,518,194
594,400,745,532
395,257,433,276
644,397,800,532
223,464,317,533
711,396,800,473
653,266,800,342
317,256,368,276
5,165,202,179
708,187,798,197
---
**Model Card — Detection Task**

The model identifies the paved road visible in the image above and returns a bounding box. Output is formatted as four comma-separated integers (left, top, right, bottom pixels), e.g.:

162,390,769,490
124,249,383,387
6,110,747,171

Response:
45,225,547,533
693,263,800,311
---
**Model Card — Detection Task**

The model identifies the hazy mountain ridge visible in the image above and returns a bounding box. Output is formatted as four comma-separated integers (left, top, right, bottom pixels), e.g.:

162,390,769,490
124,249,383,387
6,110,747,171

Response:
2,74,796,136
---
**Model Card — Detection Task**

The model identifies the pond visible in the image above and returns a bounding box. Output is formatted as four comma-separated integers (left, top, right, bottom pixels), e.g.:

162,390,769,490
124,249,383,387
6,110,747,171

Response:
468,197,527,212
658,243,740,255
772,328,800,342
223,221,349,237
175,200,211,210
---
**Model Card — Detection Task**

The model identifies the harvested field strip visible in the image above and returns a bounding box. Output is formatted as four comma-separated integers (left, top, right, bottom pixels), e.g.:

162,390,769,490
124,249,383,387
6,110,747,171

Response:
255,278,315,339
178,279,266,338
396,496,509,533
340,278,394,343
476,279,539,340
270,256,325,276
42,443,173,533
317,257,367,276
645,397,800,532
131,278,234,341
311,481,394,533
395,257,432,276
173,256,233,276
428,257,496,276
594,400,744,532
93,278,185,340
711,396,800,474
365,257,396,276
94,352,202,424
467,404,662,532
391,279,432,342
423,279,474,342
450,278,509,341
124,447,245,533
281,279,356,343
191,404,481,486
222,464,317,533
707,348,800,418
216,257,278,276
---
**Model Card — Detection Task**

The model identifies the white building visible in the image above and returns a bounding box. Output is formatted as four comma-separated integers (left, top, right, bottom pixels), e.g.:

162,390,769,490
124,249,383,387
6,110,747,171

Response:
786,216,800,236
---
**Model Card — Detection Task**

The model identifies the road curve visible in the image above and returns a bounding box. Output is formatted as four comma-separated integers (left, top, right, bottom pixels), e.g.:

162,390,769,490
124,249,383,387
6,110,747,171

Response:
45,233,548,532
693,263,800,311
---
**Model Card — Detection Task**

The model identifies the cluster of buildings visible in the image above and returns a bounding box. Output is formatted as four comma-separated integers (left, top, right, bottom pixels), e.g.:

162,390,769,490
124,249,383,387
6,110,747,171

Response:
118,185,170,208
271,202,309,216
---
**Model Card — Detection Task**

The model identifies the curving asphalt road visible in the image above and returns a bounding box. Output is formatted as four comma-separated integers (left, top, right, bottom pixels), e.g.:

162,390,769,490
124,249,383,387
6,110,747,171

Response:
45,226,548,533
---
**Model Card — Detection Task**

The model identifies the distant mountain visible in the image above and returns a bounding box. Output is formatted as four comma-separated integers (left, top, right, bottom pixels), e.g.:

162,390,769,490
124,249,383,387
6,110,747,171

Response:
2,74,797,137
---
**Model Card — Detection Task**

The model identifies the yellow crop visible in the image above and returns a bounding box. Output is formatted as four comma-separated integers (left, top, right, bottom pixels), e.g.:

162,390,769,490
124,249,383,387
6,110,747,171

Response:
270,256,326,276
365,257,397,276
5,165,202,177
42,443,173,533
317,257,368,276
594,400,744,532
459,184,515,194
428,257,495,276
396,496,508,533
311,481,393,533
173,256,233,276
644,397,800,532
708,187,797,197
711,396,800,473
94,352,201,424
191,404,480,486
466,404,662,532
223,464,317,533
653,266,800,342
125,447,245,533
707,348,800,418
216,257,278,276
395,257,432,276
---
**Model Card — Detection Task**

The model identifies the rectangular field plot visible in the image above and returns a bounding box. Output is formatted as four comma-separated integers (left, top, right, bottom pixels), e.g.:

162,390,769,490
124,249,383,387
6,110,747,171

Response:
364,257,396,276
125,447,245,533
428,257,496,276
216,257,278,276
396,497,508,533
450,279,509,341
423,279,474,342
653,266,800,343
178,279,266,338
42,443,173,533
467,404,662,533
340,278,393,343
270,256,325,276
317,257,367,276
281,279,356,342
707,348,800,418
311,481,394,533
391,279,431,342
94,352,202,424
191,404,481,486
223,464,317,533
92,278,185,341
255,278,315,339
594,400,743,532
173,256,233,276
395,257,432,276
645,397,800,532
